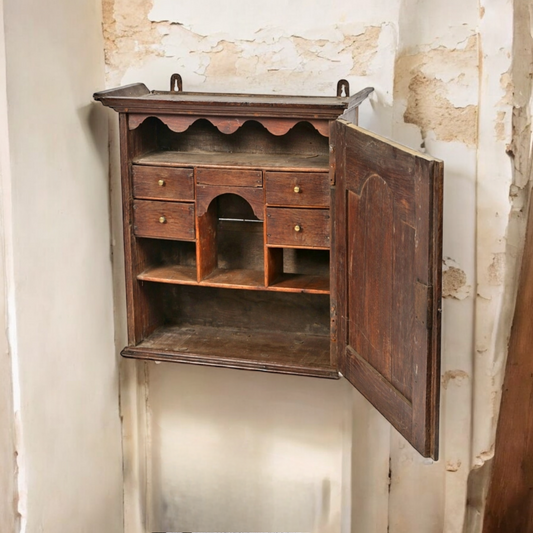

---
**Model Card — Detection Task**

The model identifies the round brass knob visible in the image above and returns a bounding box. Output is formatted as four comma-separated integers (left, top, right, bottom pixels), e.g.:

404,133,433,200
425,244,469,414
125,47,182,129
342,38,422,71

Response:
159,216,166,224
158,179,165,186
294,186,300,193
294,225,301,232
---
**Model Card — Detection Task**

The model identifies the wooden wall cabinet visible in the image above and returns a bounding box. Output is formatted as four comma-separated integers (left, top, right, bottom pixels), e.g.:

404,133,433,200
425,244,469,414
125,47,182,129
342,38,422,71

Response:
94,77,443,458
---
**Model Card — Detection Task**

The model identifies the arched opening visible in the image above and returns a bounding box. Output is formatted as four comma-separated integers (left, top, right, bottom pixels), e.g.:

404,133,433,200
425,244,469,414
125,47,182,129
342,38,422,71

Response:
197,193,264,286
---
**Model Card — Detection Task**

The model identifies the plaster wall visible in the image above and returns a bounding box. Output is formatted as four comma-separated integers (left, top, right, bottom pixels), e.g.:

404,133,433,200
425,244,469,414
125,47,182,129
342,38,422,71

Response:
101,1,524,532
0,1,17,530
1,0,124,530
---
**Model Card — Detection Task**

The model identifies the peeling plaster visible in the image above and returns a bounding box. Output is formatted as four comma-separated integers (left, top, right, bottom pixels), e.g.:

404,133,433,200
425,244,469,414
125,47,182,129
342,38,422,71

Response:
442,370,470,389
487,253,506,285
474,446,495,468
443,259,471,299
103,2,385,92
446,460,462,473
395,37,478,146
103,0,167,82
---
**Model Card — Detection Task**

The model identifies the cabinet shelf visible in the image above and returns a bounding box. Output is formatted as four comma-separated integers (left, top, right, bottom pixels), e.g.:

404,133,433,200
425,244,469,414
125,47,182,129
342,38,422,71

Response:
134,151,329,172
137,265,330,294
121,324,336,378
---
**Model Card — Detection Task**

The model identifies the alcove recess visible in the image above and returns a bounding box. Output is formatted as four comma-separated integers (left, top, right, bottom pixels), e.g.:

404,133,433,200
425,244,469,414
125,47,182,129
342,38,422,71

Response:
129,116,334,376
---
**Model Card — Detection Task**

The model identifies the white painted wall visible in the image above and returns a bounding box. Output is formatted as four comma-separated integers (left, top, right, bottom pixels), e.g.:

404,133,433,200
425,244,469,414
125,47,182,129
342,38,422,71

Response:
99,1,525,532
1,0,124,531
0,2,17,529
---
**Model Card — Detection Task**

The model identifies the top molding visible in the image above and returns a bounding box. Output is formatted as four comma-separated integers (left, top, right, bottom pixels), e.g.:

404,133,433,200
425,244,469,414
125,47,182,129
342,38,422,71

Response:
93,83,374,121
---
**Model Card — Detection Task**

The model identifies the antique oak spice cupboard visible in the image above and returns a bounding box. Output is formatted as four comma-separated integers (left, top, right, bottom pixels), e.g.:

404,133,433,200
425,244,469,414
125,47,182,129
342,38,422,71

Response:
94,76,443,459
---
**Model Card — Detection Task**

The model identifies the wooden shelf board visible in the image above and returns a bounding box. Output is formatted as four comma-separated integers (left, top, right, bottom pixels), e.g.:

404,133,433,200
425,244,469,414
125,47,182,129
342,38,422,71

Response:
122,324,337,379
134,151,329,172
201,268,264,289
138,264,197,285
269,273,330,294
137,265,329,294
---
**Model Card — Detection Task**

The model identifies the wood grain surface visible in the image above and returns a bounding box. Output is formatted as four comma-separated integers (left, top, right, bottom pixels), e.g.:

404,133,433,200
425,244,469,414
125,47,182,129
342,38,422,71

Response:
265,171,330,207
132,165,194,201
483,190,533,533
333,119,443,459
266,207,331,248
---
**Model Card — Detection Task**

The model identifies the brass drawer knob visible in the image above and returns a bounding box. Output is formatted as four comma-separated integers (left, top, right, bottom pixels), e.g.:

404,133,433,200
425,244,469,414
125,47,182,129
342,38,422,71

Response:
294,186,300,193
159,216,166,224
158,179,165,186
294,225,301,232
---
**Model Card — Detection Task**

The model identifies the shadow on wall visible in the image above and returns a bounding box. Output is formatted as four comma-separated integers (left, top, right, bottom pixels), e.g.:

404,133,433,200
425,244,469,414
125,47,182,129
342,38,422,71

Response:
147,362,349,533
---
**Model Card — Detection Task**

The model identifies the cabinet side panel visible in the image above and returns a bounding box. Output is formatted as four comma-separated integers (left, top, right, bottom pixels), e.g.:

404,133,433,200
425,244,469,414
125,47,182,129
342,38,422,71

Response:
119,114,161,344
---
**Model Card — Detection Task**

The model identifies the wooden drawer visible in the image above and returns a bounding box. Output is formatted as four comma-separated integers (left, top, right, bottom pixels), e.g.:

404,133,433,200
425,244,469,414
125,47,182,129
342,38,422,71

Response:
265,172,330,207
133,200,195,241
266,208,330,248
132,166,194,201
196,168,263,188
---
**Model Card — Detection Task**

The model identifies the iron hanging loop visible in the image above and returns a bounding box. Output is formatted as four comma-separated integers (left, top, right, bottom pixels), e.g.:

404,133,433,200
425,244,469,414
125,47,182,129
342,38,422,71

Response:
337,79,350,97
170,73,183,92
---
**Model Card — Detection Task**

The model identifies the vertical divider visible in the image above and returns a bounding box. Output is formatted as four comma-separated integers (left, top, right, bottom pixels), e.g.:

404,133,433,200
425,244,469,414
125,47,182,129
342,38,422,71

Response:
265,247,283,287
196,200,217,282
264,180,283,287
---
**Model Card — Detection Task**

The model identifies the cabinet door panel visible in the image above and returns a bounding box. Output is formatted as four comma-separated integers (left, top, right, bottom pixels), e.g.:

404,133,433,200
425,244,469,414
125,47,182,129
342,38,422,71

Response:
333,119,443,459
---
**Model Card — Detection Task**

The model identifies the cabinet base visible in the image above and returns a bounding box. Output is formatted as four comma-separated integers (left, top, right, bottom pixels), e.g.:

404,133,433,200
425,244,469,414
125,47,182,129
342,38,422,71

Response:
121,325,338,379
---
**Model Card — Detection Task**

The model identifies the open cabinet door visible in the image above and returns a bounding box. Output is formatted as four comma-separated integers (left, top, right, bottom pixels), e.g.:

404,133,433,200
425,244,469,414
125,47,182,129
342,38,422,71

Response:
333,119,443,458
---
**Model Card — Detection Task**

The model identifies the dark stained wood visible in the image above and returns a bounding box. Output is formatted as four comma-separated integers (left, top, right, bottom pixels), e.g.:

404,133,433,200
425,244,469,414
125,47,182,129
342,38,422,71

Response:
265,172,330,208
348,178,393,380
196,185,264,220
128,113,331,137
122,325,336,378
94,86,365,119
138,264,329,295
120,114,162,345
138,264,198,284
161,119,329,158
132,165,194,201
135,150,329,172
266,207,331,248
196,203,217,281
333,119,443,459
133,200,195,241
268,273,329,293
483,190,533,533
196,168,263,188
97,83,445,431
265,247,284,287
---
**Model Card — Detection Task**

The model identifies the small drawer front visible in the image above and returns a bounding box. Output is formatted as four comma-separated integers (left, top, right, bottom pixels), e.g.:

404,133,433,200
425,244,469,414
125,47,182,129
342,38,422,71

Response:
196,168,263,188
133,166,194,201
133,200,195,241
265,172,330,207
266,208,330,248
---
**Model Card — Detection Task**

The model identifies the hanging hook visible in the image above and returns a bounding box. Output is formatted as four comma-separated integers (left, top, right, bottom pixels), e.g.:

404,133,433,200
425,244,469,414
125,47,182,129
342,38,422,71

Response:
336,79,350,97
170,73,183,92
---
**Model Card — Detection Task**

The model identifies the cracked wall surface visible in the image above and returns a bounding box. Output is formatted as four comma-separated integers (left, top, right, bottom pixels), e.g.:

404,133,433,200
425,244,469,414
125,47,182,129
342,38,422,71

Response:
100,1,525,532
